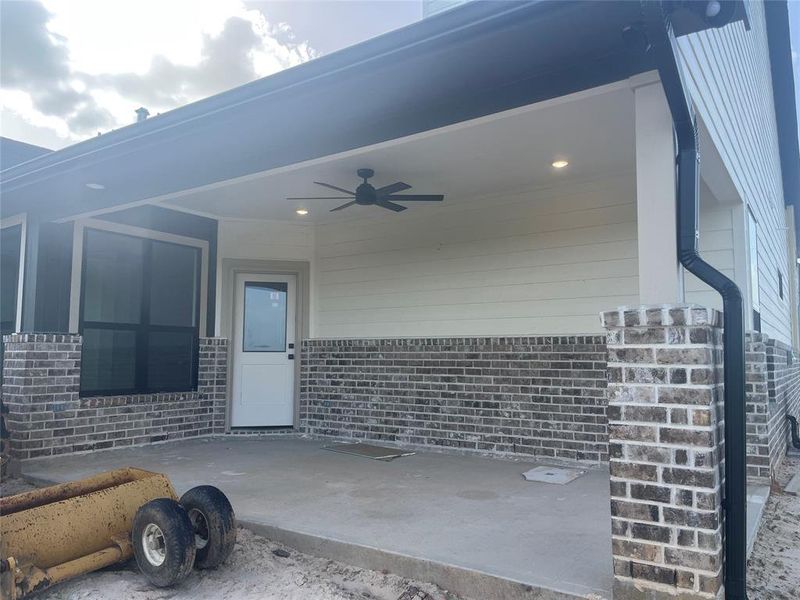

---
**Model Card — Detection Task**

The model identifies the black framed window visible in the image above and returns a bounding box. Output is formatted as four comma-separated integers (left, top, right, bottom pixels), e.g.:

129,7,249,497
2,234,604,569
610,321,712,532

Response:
79,229,201,396
1,225,22,335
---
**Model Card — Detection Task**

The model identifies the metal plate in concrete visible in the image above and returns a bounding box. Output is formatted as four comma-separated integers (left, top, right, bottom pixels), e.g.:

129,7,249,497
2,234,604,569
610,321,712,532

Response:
522,466,585,485
323,443,415,461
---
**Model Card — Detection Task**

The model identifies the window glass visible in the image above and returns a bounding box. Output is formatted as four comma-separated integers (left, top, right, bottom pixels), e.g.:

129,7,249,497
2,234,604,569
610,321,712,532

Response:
149,241,199,327
80,228,201,396
243,282,287,352
80,328,137,393
83,229,144,324
147,331,196,390
747,208,760,311
0,225,22,334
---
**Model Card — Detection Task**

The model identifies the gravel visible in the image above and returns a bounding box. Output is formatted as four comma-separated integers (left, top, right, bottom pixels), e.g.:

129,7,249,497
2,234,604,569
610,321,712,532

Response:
746,455,800,600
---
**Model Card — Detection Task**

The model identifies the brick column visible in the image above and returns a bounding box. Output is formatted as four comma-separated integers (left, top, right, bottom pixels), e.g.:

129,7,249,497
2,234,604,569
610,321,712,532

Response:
744,333,770,481
198,337,229,434
1,333,82,459
601,306,725,599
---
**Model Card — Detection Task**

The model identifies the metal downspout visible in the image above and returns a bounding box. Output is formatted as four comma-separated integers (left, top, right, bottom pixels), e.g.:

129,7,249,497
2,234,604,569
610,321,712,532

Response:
634,3,748,598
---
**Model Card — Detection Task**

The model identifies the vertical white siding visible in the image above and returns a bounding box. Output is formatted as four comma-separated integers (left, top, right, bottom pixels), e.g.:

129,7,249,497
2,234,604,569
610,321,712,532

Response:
314,174,637,338
677,0,791,343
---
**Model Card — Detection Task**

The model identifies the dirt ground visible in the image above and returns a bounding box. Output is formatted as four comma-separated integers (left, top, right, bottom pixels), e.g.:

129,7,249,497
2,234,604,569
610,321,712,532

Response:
746,455,800,600
39,528,461,600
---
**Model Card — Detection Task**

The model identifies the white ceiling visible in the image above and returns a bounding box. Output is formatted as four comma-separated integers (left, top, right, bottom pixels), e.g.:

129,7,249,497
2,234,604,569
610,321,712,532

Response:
162,84,636,222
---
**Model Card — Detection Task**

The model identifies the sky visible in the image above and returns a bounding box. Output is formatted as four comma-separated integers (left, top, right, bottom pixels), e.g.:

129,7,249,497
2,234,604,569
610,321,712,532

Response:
0,0,798,151
0,0,421,149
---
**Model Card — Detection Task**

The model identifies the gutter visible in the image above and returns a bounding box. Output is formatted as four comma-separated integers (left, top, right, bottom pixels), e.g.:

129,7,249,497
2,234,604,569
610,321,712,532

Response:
628,2,748,598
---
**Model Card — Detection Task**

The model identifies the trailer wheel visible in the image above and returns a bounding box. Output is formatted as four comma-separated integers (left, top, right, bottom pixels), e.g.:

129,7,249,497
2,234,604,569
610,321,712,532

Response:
132,498,196,587
180,485,237,569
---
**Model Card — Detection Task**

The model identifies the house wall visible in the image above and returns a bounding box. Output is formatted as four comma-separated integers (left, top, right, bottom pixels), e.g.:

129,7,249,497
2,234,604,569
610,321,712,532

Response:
764,337,800,473
677,0,792,344
1,334,228,459
300,334,608,462
684,201,738,313
313,174,639,338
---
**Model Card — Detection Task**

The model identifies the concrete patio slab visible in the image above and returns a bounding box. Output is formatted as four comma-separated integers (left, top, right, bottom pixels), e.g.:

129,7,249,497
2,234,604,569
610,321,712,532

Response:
21,437,613,600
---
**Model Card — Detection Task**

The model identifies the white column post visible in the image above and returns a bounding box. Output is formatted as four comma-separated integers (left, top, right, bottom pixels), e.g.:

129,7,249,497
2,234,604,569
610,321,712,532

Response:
633,75,683,304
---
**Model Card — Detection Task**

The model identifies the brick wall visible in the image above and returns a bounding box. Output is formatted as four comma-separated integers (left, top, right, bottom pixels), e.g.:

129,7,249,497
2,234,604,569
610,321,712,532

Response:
300,335,608,462
745,334,800,482
765,338,800,470
745,333,770,481
602,306,725,599
1,334,228,459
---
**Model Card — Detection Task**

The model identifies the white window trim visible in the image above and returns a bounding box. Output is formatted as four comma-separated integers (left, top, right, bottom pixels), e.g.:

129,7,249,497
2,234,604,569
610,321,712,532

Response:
69,218,209,335
1,213,27,333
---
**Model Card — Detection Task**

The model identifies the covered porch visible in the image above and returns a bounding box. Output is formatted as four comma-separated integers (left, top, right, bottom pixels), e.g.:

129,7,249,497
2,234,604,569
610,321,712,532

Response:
21,436,613,599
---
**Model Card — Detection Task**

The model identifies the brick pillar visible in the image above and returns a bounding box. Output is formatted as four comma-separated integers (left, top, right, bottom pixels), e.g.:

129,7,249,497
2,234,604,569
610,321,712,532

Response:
1,333,82,459
601,306,725,599
744,333,770,481
198,337,229,434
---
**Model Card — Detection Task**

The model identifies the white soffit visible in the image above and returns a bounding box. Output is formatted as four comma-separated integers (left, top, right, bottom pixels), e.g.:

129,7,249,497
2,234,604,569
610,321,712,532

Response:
162,84,636,222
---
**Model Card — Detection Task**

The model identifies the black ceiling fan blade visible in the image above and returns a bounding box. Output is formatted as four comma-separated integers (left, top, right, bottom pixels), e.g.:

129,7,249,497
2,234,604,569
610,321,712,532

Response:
375,182,411,196
375,199,407,212
314,181,355,195
330,201,357,212
287,196,353,200
383,194,444,202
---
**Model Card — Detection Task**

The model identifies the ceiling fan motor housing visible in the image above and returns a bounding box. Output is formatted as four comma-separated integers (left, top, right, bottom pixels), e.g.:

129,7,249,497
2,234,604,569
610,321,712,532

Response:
355,182,377,205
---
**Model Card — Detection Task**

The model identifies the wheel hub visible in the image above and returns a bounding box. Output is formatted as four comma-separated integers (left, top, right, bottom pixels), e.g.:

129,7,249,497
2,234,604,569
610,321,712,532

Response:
188,508,210,549
142,523,166,566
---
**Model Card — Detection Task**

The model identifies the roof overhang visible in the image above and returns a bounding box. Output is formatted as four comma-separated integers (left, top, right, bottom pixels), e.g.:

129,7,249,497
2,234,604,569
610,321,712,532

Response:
0,0,749,221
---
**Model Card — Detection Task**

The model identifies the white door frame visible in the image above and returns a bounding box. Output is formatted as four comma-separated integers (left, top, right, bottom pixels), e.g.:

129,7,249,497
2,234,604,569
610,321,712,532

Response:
231,272,296,427
220,259,310,431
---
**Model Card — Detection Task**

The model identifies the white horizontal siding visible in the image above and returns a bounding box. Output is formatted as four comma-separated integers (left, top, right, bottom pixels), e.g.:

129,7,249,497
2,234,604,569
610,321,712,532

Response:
685,202,737,312
678,0,791,343
314,174,637,338
218,219,314,261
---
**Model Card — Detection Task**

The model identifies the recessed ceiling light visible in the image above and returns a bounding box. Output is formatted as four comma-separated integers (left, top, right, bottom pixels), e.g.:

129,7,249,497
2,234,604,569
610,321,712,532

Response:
85,183,105,190
296,208,309,216
551,160,569,169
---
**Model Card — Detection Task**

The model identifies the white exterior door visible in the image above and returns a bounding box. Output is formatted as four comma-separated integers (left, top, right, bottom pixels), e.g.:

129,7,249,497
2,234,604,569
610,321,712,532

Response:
231,273,296,427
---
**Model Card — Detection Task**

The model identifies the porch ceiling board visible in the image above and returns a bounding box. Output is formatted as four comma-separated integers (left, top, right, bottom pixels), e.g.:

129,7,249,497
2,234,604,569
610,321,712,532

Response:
1,0,653,221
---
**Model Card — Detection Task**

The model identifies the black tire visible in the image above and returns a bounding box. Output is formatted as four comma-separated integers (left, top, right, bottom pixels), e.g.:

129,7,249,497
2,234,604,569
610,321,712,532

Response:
132,498,196,587
179,485,237,569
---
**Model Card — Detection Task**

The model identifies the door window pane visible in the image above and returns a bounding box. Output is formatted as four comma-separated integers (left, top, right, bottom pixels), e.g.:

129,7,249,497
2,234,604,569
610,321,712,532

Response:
149,241,199,327
83,230,144,324
147,331,195,391
0,225,22,334
81,328,137,393
243,282,287,352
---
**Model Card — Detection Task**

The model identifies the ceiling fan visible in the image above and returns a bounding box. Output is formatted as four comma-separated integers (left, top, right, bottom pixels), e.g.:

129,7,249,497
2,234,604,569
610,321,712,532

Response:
287,168,444,212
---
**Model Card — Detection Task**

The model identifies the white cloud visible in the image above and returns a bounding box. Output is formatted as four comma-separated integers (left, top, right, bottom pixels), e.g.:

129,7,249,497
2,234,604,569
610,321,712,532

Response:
0,0,317,148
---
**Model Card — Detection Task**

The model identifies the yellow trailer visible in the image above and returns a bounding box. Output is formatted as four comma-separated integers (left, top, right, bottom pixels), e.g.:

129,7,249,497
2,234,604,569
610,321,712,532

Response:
0,468,235,599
